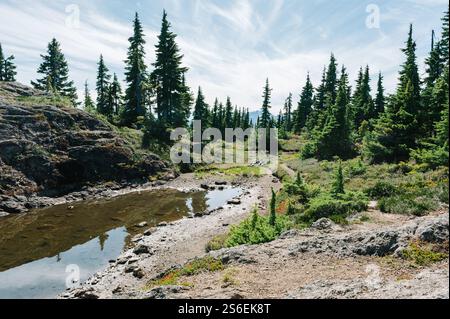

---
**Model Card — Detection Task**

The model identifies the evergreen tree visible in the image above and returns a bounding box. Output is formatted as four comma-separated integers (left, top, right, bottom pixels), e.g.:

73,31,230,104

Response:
3,55,17,81
324,54,338,106
224,97,234,129
374,72,385,118
440,6,449,64
331,161,345,196
260,78,273,128
96,55,111,115
218,102,225,132
294,73,314,133
193,86,210,126
83,80,95,112
284,93,293,132
269,188,277,226
316,66,353,159
31,38,78,104
108,73,123,116
352,65,373,128
243,108,250,129
364,25,421,163
122,13,148,127
211,98,219,128
152,10,189,129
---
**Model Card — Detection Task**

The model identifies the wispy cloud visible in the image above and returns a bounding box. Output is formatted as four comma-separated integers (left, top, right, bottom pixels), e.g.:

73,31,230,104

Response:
0,0,447,112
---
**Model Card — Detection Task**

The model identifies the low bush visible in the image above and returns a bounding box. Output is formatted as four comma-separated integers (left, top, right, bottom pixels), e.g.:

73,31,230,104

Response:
401,241,448,266
378,195,438,216
225,209,292,247
365,181,399,199
299,191,368,224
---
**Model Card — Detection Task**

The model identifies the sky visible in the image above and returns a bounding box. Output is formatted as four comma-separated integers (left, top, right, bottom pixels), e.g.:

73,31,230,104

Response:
0,0,448,113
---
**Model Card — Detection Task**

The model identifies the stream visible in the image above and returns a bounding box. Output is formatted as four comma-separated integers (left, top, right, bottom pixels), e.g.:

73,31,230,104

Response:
0,187,242,299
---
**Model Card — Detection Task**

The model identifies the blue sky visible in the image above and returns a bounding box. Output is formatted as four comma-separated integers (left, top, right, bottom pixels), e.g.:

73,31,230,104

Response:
0,0,447,112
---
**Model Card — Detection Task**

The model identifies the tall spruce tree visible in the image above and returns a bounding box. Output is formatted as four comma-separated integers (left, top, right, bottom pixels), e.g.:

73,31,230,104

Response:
352,65,373,128
211,98,219,128
294,73,314,133
96,55,111,115
316,66,353,160
440,7,449,64
122,13,147,127
374,72,385,118
260,79,273,128
108,73,123,116
284,93,293,132
152,10,189,129
83,80,95,112
31,38,78,104
193,86,210,126
364,25,421,163
224,97,234,129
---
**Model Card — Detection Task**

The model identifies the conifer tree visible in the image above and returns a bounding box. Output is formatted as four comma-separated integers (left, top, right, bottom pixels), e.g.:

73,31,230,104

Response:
211,98,219,128
108,73,123,116
269,188,277,226
331,161,345,196
218,102,225,132
151,10,189,129
294,73,314,133
193,86,209,126
284,93,293,132
31,38,78,104
122,13,147,126
260,79,273,128
83,80,95,112
374,72,385,118
364,25,421,163
440,7,449,64
243,108,250,129
96,55,111,115
224,97,234,129
324,54,338,106
316,66,353,160
3,56,17,81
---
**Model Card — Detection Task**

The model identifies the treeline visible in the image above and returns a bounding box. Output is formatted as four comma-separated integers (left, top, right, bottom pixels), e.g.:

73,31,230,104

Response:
272,8,448,167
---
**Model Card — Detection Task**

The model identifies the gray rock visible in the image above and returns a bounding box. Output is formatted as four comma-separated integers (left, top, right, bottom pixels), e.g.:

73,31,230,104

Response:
311,218,335,230
415,214,449,243
133,244,151,255
136,221,148,228
143,286,185,299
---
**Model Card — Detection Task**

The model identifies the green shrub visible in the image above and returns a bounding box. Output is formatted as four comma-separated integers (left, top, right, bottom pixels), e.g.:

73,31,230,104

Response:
300,141,317,159
411,145,449,170
225,209,291,247
365,181,399,199
205,234,228,252
401,241,448,266
346,159,367,177
378,195,438,216
299,191,368,223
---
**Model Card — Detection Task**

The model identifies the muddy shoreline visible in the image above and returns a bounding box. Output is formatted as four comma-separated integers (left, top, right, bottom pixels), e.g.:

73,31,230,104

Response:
59,172,277,299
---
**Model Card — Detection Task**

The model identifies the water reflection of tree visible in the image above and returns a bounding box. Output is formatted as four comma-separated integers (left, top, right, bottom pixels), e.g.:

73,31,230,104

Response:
98,233,109,251
191,191,208,214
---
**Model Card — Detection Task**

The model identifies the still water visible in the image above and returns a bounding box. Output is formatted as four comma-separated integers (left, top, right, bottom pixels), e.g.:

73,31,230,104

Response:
0,187,241,299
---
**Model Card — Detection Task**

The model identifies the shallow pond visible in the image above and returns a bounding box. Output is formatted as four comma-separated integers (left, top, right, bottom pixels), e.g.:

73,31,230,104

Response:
0,187,241,299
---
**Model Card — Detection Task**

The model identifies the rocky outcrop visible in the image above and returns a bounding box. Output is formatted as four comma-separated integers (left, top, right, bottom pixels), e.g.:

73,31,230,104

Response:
0,82,173,215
